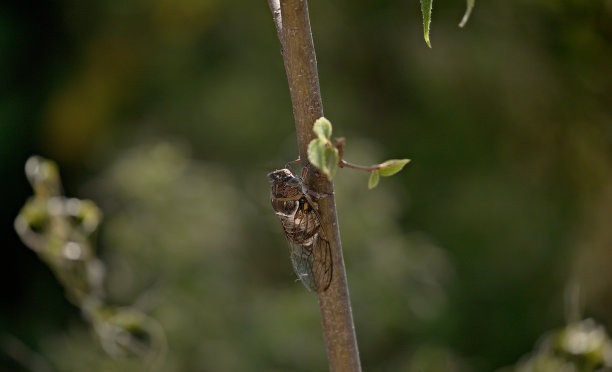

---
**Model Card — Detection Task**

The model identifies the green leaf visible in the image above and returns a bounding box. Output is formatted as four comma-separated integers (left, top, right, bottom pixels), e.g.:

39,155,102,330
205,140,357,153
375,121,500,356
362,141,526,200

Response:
307,138,339,180
420,0,433,48
325,147,339,180
459,0,475,28
313,117,332,140
378,159,411,177
368,171,380,189
307,138,327,172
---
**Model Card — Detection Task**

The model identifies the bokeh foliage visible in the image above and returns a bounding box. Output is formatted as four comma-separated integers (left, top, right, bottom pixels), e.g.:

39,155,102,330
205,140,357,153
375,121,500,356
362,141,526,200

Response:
1,0,612,371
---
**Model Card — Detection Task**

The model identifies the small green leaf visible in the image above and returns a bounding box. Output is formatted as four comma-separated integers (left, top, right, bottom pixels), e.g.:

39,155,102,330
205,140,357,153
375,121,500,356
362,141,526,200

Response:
378,159,411,177
420,0,433,48
313,117,332,140
325,147,339,180
368,171,380,189
308,137,339,179
307,138,327,172
458,0,475,28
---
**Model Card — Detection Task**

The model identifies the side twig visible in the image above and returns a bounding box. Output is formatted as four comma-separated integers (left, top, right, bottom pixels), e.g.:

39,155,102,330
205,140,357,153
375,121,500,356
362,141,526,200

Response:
338,160,383,172
268,1,362,371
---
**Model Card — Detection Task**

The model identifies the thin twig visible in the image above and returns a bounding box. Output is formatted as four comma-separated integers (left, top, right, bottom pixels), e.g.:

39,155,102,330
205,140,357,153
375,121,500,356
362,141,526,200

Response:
270,1,362,371
338,160,383,172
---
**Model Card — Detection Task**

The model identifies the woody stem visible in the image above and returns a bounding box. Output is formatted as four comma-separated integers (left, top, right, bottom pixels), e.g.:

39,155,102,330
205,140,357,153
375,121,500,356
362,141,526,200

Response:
268,1,362,371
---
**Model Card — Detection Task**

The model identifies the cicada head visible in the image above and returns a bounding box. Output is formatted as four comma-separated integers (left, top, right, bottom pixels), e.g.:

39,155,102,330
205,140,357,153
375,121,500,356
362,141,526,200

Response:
267,168,300,187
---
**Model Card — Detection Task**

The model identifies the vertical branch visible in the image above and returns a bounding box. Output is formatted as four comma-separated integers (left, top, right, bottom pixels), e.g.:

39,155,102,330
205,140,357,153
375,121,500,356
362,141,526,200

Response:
278,0,323,160
269,1,362,371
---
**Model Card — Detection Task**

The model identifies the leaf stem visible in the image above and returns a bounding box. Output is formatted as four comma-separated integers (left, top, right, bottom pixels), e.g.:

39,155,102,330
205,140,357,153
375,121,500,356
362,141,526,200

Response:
338,159,384,172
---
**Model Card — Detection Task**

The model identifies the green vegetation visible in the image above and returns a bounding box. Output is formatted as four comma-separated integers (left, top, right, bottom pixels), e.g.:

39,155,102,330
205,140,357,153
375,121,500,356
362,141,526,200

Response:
307,117,410,188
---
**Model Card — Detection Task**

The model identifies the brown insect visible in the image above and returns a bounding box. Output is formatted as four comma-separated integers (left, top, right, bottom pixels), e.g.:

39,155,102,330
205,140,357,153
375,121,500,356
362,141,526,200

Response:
267,166,332,292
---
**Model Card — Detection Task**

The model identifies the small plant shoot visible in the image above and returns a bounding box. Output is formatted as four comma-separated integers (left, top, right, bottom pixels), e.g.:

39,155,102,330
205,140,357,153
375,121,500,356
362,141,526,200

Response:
419,0,476,47
308,117,340,179
307,117,411,189
459,0,475,28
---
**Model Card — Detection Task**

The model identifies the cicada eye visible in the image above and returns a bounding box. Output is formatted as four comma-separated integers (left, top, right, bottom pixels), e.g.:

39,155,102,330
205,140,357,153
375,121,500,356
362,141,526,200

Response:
267,170,284,182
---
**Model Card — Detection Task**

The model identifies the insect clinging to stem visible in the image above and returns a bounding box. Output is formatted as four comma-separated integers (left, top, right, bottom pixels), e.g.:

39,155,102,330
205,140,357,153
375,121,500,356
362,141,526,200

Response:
267,163,332,292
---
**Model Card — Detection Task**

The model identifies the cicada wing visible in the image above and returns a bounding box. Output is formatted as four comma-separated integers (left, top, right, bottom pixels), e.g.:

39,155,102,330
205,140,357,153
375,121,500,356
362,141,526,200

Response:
292,199,333,292
277,194,333,292
288,239,317,291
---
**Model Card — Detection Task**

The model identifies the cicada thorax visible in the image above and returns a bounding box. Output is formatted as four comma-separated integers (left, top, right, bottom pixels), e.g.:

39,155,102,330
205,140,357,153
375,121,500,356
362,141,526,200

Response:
270,183,301,217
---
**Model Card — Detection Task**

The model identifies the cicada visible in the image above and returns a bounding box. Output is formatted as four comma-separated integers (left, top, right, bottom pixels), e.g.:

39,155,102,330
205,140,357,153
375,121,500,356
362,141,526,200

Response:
267,166,332,292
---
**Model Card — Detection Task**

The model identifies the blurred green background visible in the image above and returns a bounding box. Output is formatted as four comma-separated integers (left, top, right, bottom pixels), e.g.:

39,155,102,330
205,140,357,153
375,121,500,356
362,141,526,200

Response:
2,0,612,371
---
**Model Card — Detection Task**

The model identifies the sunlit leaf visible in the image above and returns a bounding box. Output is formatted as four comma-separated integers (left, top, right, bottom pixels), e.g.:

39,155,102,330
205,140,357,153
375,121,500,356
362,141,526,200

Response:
325,146,339,180
307,138,327,173
313,117,332,140
459,0,475,28
368,171,380,189
420,0,433,48
378,159,411,176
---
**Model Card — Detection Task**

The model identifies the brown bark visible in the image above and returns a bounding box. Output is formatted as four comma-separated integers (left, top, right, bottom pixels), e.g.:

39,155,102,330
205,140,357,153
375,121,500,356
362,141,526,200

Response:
267,1,362,371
